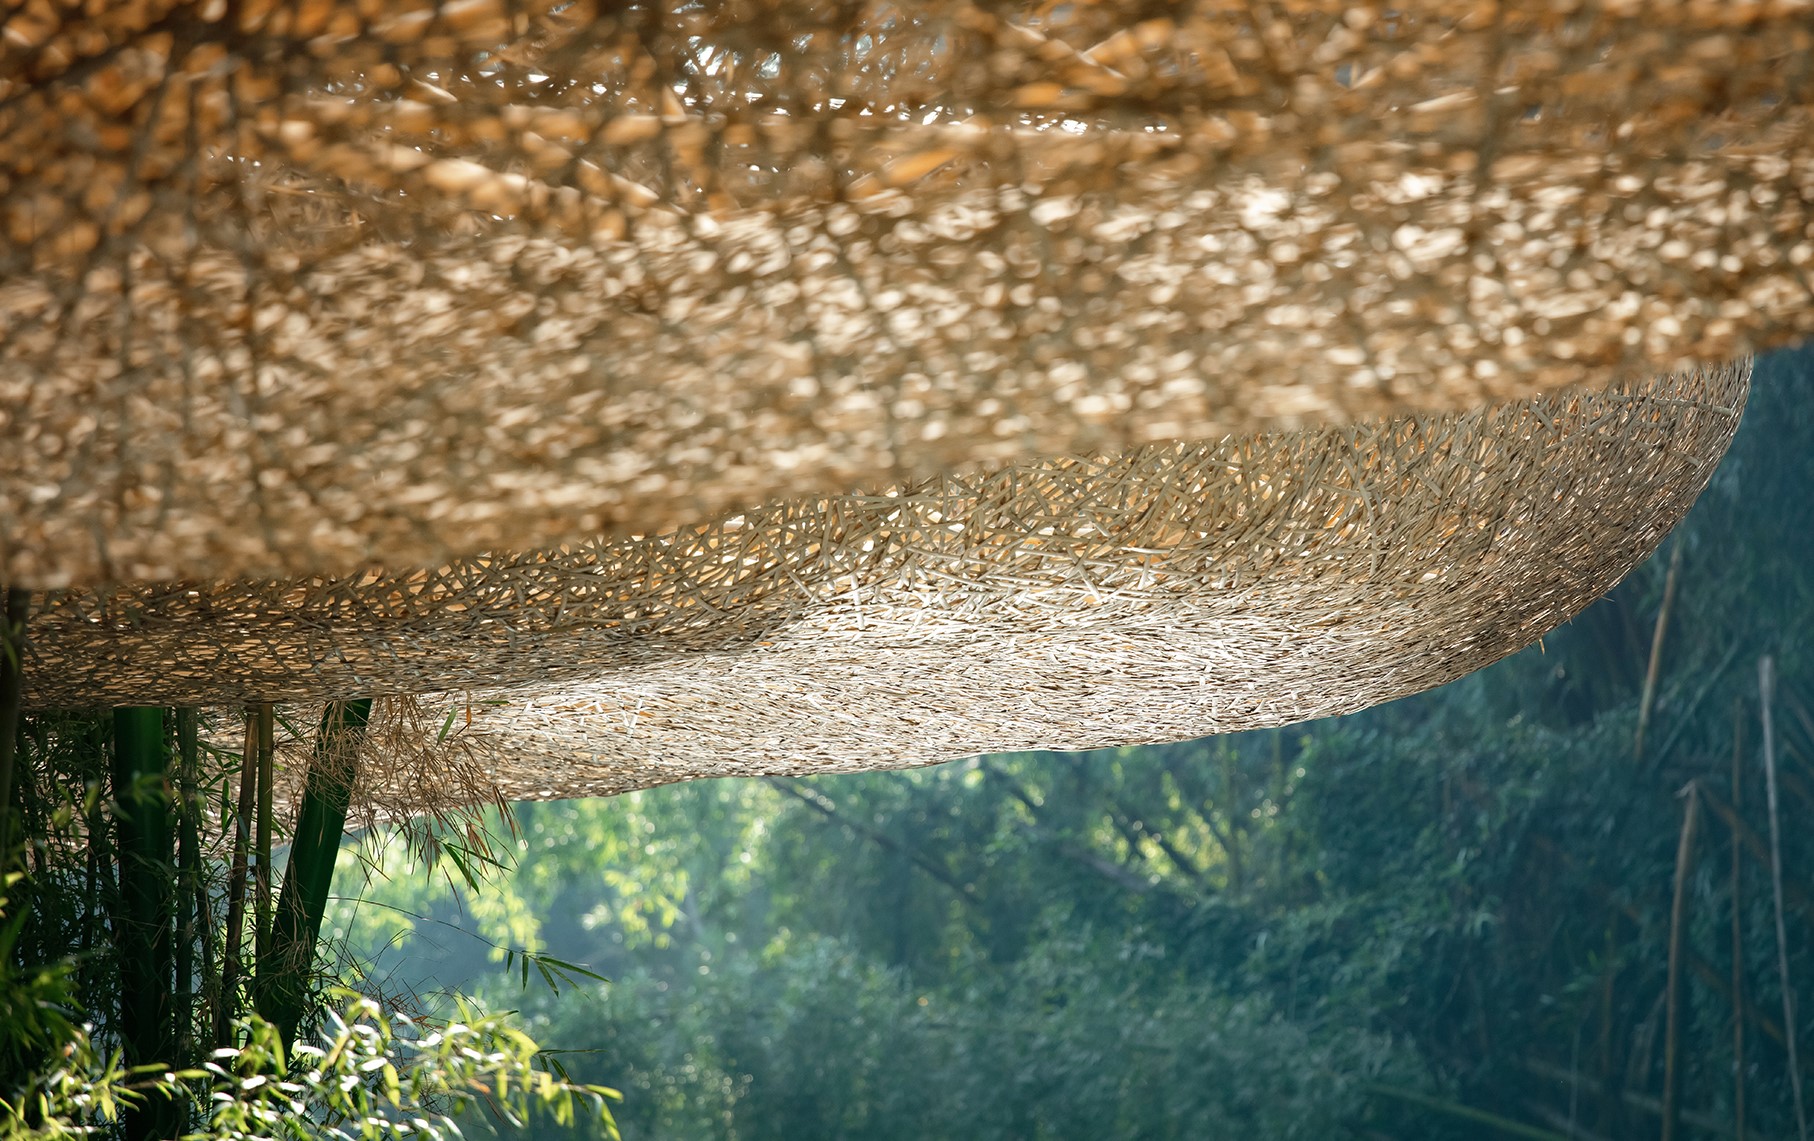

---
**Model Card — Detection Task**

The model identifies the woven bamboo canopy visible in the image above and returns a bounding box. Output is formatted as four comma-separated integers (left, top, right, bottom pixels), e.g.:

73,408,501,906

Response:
24,364,1747,798
0,1,1788,795
1,1,1807,587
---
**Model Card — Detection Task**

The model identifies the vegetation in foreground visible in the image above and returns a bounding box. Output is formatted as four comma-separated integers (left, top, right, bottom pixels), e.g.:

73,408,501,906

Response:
0,698,618,1138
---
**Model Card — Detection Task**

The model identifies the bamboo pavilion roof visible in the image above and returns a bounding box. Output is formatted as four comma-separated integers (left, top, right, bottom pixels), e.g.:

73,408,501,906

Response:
24,364,1747,798
1,1,1806,587
0,2,1784,797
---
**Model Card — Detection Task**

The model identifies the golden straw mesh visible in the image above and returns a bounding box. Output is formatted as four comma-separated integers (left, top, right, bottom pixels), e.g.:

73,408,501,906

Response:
1,2,1808,588
24,364,1747,799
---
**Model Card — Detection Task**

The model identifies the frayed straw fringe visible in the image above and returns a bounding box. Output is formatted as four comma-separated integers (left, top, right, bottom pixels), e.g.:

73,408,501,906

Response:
27,364,1747,802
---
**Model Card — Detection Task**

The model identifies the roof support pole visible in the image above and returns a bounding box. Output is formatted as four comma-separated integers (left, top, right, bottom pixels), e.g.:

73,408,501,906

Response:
0,588,28,861
255,698,371,1052
110,705,181,1141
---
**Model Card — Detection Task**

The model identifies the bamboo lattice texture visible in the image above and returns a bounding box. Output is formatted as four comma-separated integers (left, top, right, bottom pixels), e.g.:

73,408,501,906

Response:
1,1,1808,588
23,364,1747,800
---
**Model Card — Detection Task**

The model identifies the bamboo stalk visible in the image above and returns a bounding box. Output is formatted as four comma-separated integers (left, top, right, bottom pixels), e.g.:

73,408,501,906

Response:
1523,1057,1739,1138
1634,543,1683,760
1651,640,1745,770
110,706,182,1141
1367,1084,1571,1140
767,776,981,904
1759,655,1808,1141
1732,700,1747,1141
253,701,274,961
194,855,216,1052
255,698,371,1050
215,709,259,1048
1597,919,1619,1135
0,588,28,863
1531,830,1791,1047
1697,787,1814,922
1663,780,1701,1141
1524,1099,1614,1141
174,708,200,1066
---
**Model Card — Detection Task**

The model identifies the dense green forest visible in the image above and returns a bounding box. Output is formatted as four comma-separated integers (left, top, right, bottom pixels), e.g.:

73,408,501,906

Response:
330,345,1814,1140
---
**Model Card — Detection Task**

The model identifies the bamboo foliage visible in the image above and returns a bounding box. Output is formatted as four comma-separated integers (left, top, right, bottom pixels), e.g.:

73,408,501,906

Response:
0,692,534,1140
1625,689,1814,1141
0,575,532,1137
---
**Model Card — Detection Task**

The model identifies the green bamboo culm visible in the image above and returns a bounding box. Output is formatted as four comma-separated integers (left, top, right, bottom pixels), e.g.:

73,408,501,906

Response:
0,588,28,863
254,701,274,960
174,708,204,1066
255,698,372,1051
111,705,183,1141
